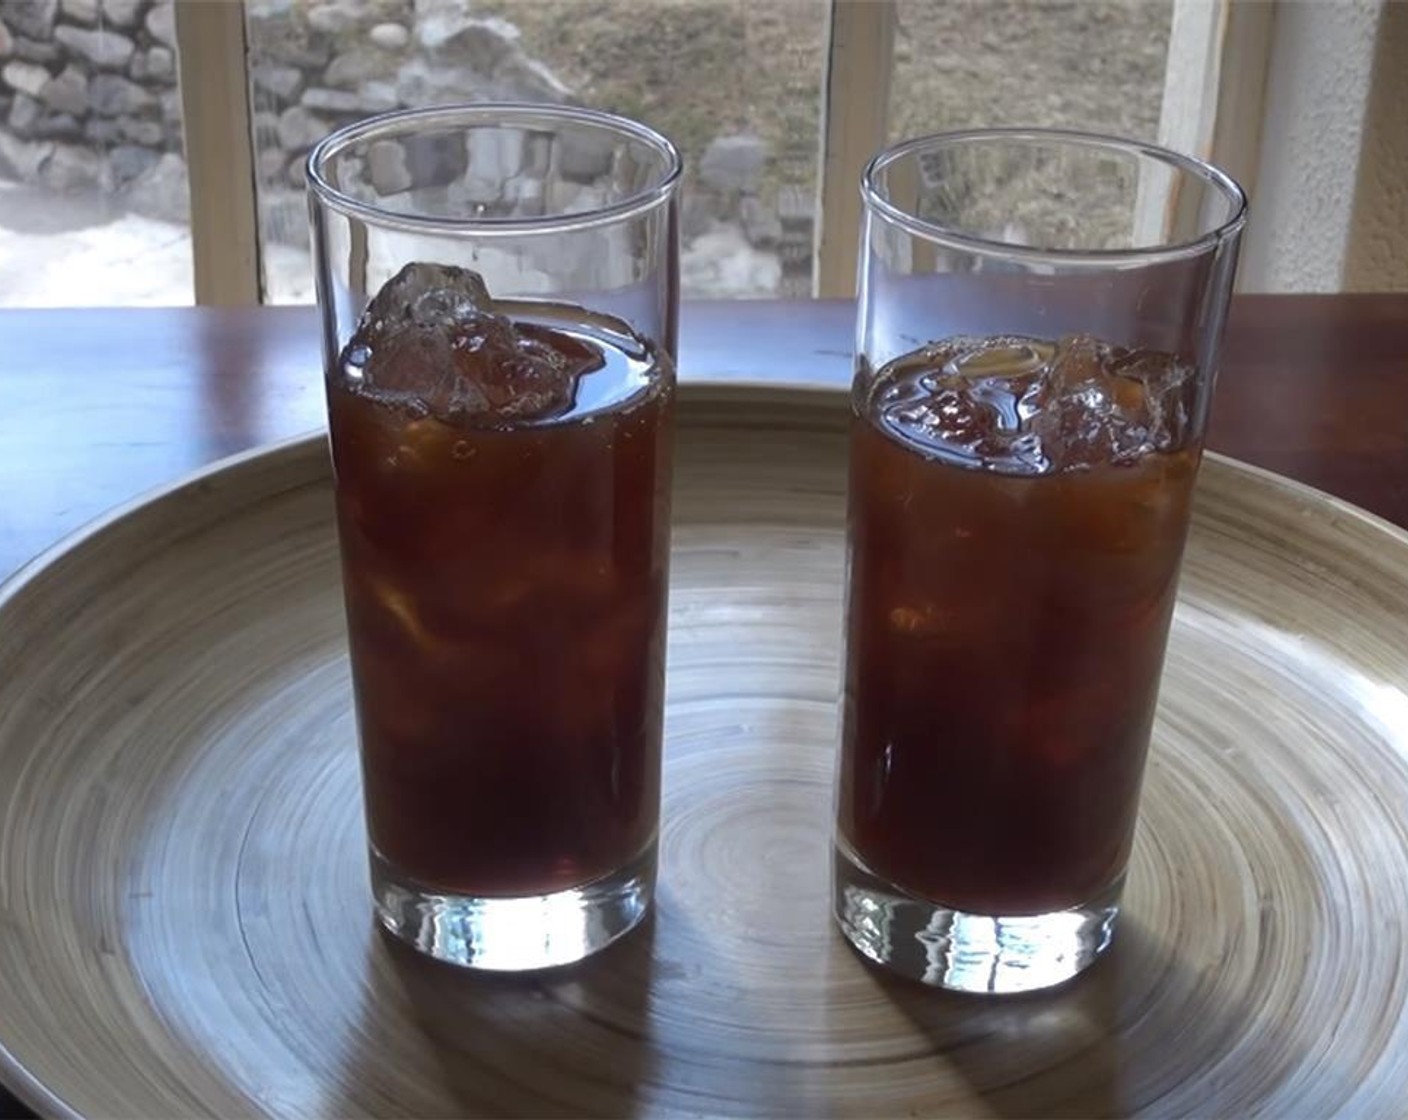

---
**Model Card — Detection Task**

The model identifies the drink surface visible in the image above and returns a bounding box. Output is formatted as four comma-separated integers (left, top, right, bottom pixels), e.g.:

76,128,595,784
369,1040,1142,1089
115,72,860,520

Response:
838,335,1199,915
328,265,673,896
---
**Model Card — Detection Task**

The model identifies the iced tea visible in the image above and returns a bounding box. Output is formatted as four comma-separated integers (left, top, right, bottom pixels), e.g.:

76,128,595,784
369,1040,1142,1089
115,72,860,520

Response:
328,264,673,898
837,335,1198,916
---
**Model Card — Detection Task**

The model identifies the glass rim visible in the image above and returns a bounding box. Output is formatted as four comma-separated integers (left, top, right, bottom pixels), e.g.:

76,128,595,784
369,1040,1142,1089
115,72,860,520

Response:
306,102,683,237
861,127,1248,264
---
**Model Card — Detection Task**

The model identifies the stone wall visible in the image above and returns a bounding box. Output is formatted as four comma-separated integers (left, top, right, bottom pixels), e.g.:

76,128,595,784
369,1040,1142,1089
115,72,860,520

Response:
245,0,802,295
0,0,804,297
0,0,186,216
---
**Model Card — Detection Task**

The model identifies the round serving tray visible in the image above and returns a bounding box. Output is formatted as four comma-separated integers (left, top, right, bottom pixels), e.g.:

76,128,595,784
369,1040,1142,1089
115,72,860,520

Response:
2,384,1406,1117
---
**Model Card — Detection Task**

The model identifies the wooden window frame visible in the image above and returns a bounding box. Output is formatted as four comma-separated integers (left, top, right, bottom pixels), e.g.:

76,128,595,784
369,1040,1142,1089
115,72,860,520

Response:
173,0,261,306
173,0,1271,306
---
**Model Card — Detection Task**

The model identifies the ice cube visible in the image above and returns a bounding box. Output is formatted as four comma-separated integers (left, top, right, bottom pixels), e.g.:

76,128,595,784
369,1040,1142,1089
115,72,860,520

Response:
877,332,1196,477
883,336,1056,474
1106,345,1195,451
339,262,603,425
1033,334,1196,468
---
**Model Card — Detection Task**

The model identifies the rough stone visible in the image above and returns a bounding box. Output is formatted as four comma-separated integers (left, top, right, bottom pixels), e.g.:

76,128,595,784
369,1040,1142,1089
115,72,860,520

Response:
776,227,812,267
251,63,302,103
301,86,360,113
509,176,545,218
82,116,119,143
89,72,151,115
107,141,158,186
776,183,812,223
130,45,173,82
259,187,309,250
11,36,61,63
430,17,519,73
307,3,360,35
357,79,397,113
413,0,473,51
369,22,409,51
0,129,51,179
740,195,783,247
60,0,99,24
33,111,80,139
394,56,480,105
158,86,180,120
276,105,328,150
494,52,571,103
682,222,781,297
4,0,59,40
7,90,42,134
100,0,143,28
544,178,578,215
467,126,523,183
557,129,612,183
124,151,188,221
521,131,552,176
552,181,610,219
324,46,398,88
117,114,161,145
699,133,768,194
251,108,280,144
681,188,722,241
144,1,175,50
252,109,278,143
256,145,286,182
247,16,330,70
54,25,135,70
402,131,467,187
3,59,50,98
40,141,103,189
41,63,88,114
454,172,500,206
366,138,410,193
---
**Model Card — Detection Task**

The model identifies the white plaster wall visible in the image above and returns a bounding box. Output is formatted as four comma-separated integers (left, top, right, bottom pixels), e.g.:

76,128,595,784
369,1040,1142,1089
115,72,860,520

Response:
1345,0,1408,291
1238,0,1384,293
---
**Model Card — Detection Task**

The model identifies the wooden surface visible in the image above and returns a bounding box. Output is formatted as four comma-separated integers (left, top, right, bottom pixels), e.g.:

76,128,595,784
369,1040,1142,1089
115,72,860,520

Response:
2,296,1407,588
2,386,1408,1117
0,295,1406,1119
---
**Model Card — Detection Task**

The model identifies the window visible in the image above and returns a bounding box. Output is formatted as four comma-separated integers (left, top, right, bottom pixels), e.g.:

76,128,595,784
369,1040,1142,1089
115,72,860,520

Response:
245,0,828,303
888,0,1171,143
0,0,193,305
9,0,1396,306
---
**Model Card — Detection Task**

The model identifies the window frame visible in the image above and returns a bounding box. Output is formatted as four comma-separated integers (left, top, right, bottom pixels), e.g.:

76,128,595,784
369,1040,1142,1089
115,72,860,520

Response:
174,0,1270,306
173,0,261,306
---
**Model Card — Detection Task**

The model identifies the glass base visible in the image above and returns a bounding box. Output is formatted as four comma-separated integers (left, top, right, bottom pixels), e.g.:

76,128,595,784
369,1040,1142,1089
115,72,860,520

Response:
833,841,1120,994
372,842,655,971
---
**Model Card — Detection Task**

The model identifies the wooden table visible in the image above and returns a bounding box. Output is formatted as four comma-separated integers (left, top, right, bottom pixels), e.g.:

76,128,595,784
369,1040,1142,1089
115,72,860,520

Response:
1,294,1406,1117
2,296,1406,588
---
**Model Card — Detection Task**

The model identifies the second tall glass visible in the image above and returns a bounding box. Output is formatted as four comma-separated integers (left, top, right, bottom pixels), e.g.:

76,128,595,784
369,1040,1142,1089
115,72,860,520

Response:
307,105,681,970
834,129,1246,993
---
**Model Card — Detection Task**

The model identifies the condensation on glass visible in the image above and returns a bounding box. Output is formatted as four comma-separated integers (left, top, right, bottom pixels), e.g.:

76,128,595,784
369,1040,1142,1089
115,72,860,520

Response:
247,0,827,303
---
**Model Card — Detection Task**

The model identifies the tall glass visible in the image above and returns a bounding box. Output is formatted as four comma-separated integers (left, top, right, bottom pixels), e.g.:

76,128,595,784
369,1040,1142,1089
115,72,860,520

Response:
307,105,681,970
834,130,1246,993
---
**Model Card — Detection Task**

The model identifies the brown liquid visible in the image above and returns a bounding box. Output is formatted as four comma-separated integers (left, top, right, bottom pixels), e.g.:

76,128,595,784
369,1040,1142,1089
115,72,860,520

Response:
328,307,673,897
837,338,1198,915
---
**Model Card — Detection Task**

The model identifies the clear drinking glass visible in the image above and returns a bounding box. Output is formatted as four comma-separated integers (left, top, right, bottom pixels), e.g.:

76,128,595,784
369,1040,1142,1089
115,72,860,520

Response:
834,129,1246,993
307,105,681,970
